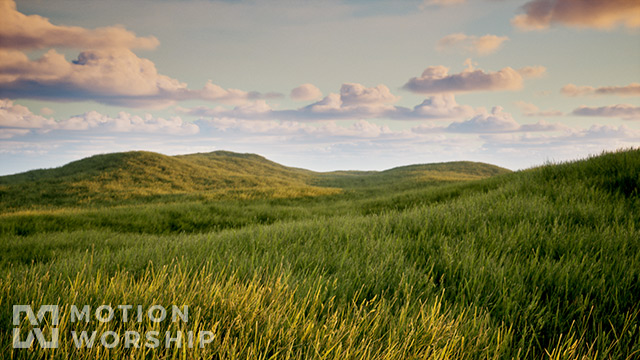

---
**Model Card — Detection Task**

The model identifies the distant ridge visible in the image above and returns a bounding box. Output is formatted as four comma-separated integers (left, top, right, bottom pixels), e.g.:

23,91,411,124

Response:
0,150,510,210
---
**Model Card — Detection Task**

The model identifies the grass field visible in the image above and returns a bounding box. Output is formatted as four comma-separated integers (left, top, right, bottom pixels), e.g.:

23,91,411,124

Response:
0,149,638,359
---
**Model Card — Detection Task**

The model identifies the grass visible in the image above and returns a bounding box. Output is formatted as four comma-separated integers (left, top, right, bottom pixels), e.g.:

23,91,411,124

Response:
0,148,638,359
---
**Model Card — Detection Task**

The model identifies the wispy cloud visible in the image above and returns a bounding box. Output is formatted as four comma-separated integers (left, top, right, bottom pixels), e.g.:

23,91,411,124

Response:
512,0,640,30
420,0,466,9
515,101,564,117
437,33,508,56
572,104,640,120
561,83,640,97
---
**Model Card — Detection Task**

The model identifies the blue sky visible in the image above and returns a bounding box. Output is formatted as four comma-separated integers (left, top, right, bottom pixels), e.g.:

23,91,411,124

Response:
1,0,639,174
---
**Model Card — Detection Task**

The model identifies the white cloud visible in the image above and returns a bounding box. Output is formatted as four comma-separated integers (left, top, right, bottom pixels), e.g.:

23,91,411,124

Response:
0,98,57,128
409,94,477,119
402,62,546,94
437,33,508,55
0,49,280,107
290,83,323,102
447,106,568,133
182,85,481,121
0,99,198,134
62,111,199,134
447,106,521,133
203,117,395,139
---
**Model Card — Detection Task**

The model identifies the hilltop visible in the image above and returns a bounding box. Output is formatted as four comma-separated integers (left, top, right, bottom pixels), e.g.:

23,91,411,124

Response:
0,150,509,211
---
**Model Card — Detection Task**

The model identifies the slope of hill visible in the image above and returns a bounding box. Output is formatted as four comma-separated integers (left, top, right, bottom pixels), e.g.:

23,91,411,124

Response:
315,161,509,189
0,148,639,359
0,150,509,211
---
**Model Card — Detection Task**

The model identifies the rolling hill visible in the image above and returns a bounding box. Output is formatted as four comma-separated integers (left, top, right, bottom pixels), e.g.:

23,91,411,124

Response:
0,148,639,359
0,150,510,211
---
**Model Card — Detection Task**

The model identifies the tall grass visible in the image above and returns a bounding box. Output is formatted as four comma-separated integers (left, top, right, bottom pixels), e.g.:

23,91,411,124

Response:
0,148,638,359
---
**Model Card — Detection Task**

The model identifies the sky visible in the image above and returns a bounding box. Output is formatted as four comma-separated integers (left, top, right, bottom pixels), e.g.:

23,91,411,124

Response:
1,0,639,175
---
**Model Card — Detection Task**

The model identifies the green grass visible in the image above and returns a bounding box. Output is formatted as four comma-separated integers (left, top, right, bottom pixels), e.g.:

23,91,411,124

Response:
0,148,638,359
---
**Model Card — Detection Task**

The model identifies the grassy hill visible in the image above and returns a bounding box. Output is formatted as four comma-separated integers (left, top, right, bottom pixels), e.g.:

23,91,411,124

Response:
1,148,638,359
0,150,508,212
0,151,324,210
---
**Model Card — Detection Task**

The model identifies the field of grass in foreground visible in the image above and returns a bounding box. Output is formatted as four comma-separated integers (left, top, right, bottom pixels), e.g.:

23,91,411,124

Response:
0,149,639,359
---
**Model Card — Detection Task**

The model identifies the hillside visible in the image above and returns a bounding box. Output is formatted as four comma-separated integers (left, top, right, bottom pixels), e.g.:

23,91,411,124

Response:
1,148,639,359
0,150,509,211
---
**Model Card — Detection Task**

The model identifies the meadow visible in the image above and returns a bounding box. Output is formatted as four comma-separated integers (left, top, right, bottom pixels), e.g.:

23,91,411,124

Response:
0,149,638,359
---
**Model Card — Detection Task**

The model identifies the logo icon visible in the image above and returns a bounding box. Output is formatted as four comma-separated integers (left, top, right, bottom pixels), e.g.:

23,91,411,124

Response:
13,305,59,349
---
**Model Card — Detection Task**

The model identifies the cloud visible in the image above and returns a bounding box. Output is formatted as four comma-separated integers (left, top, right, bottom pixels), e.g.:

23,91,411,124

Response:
437,33,509,55
0,48,184,107
0,2,279,107
408,94,477,119
290,83,323,101
339,83,399,106
517,66,546,78
182,84,480,121
512,0,640,30
62,111,199,134
447,106,569,133
0,128,30,139
420,0,466,9
202,117,395,139
572,104,640,120
402,62,546,94
0,99,198,134
40,107,54,115
0,0,158,50
515,101,564,117
0,49,279,107
519,120,569,132
561,83,640,97
295,83,400,119
0,98,57,128
447,106,521,133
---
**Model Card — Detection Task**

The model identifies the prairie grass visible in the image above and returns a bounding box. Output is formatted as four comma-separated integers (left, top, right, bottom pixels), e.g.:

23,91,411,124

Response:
0,148,638,359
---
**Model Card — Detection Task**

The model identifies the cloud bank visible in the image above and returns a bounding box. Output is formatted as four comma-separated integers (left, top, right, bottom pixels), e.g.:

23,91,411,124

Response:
0,99,198,134
181,84,481,121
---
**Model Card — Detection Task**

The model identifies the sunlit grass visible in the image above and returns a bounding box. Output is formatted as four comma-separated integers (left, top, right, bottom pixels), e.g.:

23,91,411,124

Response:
0,148,638,359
